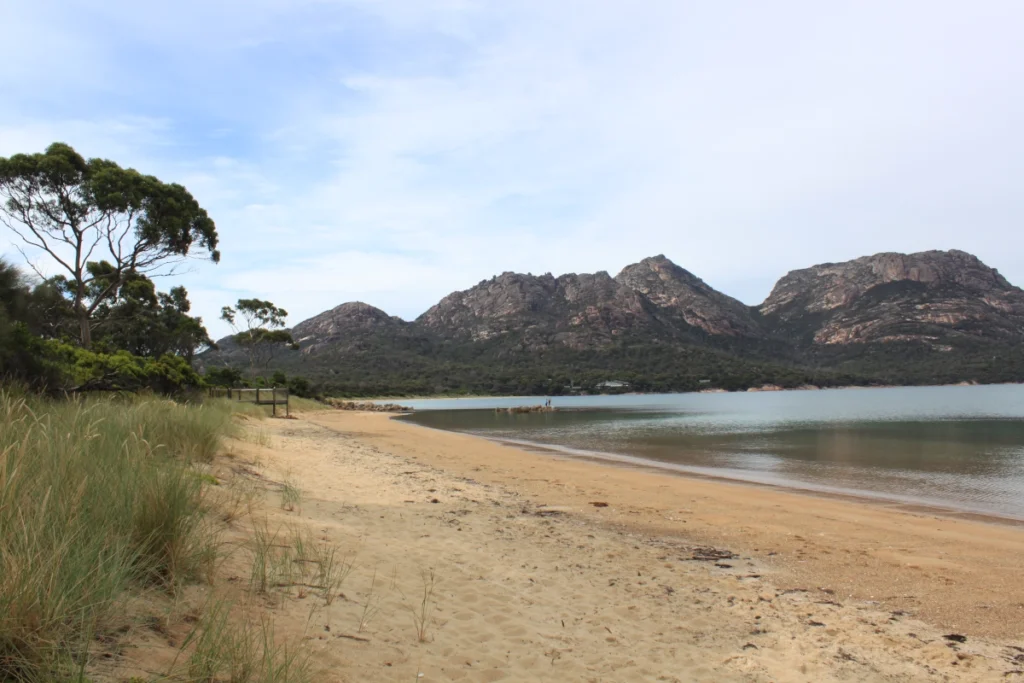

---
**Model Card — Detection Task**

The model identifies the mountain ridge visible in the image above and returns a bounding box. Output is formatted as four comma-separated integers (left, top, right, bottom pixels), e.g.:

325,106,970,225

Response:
200,249,1024,395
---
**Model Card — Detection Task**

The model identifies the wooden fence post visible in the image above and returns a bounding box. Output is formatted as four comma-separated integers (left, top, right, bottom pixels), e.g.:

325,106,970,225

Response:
272,387,277,417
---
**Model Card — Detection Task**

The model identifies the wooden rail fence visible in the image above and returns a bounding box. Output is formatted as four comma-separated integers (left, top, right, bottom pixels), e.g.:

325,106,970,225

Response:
208,387,290,417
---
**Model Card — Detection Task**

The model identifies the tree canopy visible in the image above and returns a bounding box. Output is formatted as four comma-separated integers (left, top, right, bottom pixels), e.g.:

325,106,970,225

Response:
220,298,297,378
84,266,215,361
0,258,52,384
0,143,323,398
0,142,219,347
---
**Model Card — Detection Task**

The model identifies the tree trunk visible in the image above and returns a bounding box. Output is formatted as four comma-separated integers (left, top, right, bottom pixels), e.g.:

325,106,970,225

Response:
78,312,92,348
75,272,91,348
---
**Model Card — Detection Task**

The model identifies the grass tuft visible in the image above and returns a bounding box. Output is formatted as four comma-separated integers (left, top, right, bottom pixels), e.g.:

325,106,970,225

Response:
0,390,231,680
183,600,310,683
280,478,302,512
406,568,440,643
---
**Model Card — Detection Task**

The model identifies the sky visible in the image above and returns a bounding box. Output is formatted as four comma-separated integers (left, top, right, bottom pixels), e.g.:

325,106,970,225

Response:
2,0,1023,338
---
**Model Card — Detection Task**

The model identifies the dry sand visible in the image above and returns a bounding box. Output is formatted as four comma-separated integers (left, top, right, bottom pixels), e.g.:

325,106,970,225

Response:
148,410,1024,681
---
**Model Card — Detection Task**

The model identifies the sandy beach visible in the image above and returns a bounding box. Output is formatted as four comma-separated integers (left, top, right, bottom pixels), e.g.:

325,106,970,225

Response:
151,409,1024,682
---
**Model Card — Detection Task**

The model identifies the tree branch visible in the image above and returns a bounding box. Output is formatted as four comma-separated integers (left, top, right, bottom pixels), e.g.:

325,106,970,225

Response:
2,214,77,277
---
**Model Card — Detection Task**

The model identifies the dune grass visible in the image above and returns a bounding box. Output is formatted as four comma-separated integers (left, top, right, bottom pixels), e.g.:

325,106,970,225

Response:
0,390,239,680
280,477,302,512
286,396,330,412
183,600,310,683
214,398,271,420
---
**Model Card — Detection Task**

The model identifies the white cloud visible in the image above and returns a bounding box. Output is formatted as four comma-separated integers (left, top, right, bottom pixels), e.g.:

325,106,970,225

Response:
2,0,1024,340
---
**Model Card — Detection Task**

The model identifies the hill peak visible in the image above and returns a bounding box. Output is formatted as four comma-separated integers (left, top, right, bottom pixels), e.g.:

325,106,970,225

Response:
615,255,762,337
760,249,1024,344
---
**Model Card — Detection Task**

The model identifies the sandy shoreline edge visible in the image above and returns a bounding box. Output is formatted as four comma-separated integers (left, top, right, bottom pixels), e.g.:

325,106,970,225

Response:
352,411,1024,641
395,412,1024,528
476,431,1024,528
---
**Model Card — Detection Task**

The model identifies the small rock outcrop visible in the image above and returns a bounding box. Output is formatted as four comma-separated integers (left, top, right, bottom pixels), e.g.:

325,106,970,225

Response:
325,399,412,412
495,405,556,414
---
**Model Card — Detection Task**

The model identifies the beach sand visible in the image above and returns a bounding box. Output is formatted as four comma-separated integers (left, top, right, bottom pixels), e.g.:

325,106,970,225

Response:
157,410,1024,681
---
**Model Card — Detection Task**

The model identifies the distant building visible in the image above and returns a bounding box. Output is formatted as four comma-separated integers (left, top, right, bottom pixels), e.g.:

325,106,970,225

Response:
596,380,630,389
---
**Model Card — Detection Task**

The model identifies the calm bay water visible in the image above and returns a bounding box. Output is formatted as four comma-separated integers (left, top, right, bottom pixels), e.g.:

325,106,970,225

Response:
395,385,1024,520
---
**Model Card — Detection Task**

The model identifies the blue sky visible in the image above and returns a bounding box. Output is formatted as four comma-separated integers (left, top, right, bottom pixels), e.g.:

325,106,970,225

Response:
2,0,1023,338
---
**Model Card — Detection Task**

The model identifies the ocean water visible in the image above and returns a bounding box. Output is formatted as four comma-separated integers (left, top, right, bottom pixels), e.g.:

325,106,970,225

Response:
394,385,1024,520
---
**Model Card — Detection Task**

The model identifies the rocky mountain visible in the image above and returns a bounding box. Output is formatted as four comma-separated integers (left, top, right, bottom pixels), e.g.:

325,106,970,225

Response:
293,302,414,354
416,270,656,350
761,250,1024,347
200,249,1024,395
614,255,764,338
415,254,773,351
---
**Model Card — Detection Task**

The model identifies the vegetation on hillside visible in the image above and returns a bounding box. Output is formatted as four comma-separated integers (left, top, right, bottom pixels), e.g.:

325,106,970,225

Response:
213,320,1024,398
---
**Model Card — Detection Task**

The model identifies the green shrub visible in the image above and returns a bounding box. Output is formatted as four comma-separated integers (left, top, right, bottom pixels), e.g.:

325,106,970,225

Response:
45,341,205,394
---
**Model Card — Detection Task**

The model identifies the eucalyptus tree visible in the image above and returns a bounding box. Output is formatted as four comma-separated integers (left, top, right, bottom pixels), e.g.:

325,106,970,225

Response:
82,264,215,361
0,142,219,347
220,298,297,379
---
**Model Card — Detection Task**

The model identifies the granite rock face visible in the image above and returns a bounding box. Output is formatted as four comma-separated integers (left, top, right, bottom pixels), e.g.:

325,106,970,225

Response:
416,270,660,350
760,250,1024,346
615,255,763,337
292,302,409,355
415,255,768,350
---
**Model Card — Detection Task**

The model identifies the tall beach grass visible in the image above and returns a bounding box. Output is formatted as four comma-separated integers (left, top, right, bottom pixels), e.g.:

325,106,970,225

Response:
0,390,235,680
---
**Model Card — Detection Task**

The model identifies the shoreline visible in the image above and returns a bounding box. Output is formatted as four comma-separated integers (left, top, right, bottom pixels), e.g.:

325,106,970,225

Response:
399,416,1024,527
309,410,1024,641
394,386,1024,525
487,433,1024,527
363,380,1018,402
